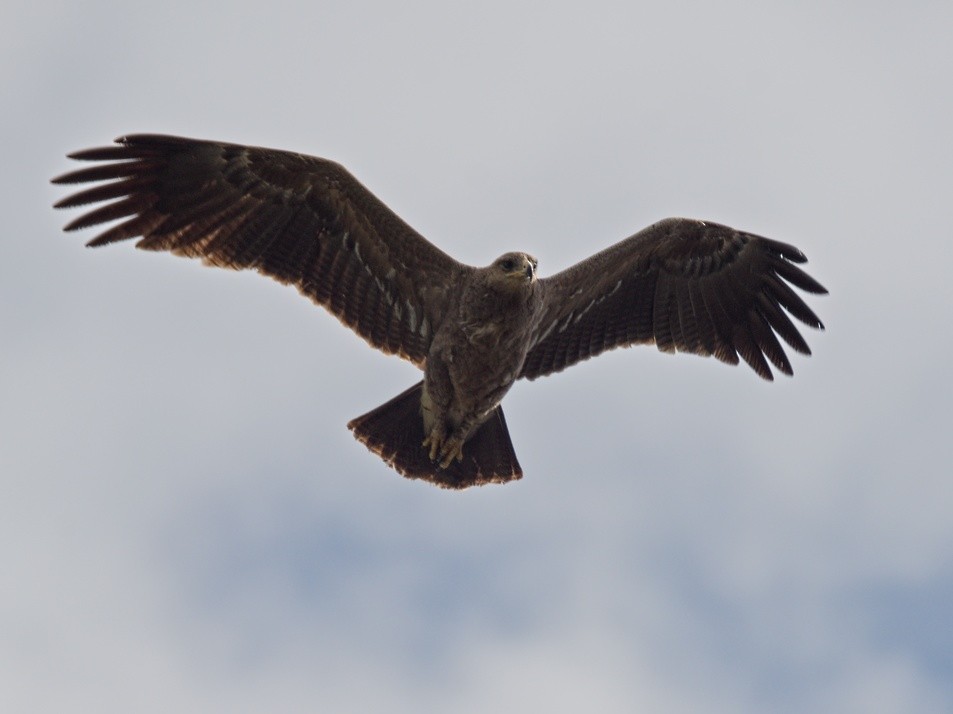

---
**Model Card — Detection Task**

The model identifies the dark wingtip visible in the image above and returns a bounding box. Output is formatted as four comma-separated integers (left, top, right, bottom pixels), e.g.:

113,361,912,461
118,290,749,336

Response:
759,236,807,263
62,214,94,232
115,133,197,147
86,233,121,248
65,146,123,161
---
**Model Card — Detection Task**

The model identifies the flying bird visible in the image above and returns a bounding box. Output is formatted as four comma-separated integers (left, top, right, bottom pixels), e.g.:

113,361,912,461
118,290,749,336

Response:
53,135,827,488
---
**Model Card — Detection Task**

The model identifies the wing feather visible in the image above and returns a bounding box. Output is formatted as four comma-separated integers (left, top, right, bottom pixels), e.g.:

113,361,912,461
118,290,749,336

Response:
698,277,740,366
686,282,715,355
53,134,467,365
522,217,826,380
652,272,677,353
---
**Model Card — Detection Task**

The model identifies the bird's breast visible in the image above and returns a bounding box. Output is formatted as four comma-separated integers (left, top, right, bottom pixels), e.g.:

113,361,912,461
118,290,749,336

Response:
462,318,504,345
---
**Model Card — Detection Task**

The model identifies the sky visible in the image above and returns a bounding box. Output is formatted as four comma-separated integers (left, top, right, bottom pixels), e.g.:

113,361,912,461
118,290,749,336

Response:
3,1,953,712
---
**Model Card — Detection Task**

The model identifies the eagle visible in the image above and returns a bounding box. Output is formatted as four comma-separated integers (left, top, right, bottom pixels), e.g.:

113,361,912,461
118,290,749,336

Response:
52,134,827,489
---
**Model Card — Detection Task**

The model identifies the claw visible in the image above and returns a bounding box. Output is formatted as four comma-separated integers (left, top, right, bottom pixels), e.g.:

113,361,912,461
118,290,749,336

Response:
438,437,465,469
424,423,466,469
423,424,447,462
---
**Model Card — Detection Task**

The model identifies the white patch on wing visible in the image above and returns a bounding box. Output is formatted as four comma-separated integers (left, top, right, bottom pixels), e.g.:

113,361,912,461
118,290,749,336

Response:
346,235,405,310
533,278,626,345
374,277,393,301
532,316,558,347
574,299,596,324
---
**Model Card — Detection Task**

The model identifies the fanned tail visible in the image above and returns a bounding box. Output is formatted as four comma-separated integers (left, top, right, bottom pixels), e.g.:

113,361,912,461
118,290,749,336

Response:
347,381,522,489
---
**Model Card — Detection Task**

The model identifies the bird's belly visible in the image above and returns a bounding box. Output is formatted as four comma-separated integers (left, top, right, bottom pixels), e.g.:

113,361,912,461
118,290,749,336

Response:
447,343,524,416
427,313,533,431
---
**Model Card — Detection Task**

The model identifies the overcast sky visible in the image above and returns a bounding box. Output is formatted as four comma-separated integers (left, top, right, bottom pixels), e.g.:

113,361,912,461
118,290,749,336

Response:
3,1,953,712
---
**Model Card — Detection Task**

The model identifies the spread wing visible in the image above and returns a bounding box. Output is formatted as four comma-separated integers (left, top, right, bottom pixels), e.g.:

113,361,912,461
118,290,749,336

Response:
521,218,827,381
52,134,467,365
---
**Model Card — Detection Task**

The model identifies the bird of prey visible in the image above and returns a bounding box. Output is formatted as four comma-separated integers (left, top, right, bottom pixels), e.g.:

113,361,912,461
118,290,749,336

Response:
53,134,826,489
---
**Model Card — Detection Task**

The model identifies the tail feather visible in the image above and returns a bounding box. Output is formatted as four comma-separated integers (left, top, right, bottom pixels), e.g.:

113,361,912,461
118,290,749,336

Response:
347,381,522,489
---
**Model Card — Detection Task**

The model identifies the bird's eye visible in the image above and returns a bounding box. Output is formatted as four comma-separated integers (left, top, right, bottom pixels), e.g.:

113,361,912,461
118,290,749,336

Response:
501,258,515,272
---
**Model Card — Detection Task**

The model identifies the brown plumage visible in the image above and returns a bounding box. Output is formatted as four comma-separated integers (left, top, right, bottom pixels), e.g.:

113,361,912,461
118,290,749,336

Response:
52,134,827,488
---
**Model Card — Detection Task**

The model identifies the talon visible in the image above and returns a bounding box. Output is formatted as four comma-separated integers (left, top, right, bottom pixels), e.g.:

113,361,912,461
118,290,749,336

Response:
423,425,446,462
438,437,465,469
423,435,439,462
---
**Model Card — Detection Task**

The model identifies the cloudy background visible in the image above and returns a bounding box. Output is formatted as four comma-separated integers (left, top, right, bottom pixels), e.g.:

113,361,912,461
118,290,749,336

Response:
4,1,952,711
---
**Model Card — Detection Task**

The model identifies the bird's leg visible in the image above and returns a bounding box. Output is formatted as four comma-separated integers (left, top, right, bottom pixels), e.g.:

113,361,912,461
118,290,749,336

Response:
422,421,448,462
424,418,466,469
435,411,485,468
421,358,456,464
437,434,465,469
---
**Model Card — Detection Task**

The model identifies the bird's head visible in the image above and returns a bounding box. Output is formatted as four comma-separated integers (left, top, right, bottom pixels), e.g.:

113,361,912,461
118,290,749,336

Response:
491,252,538,285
